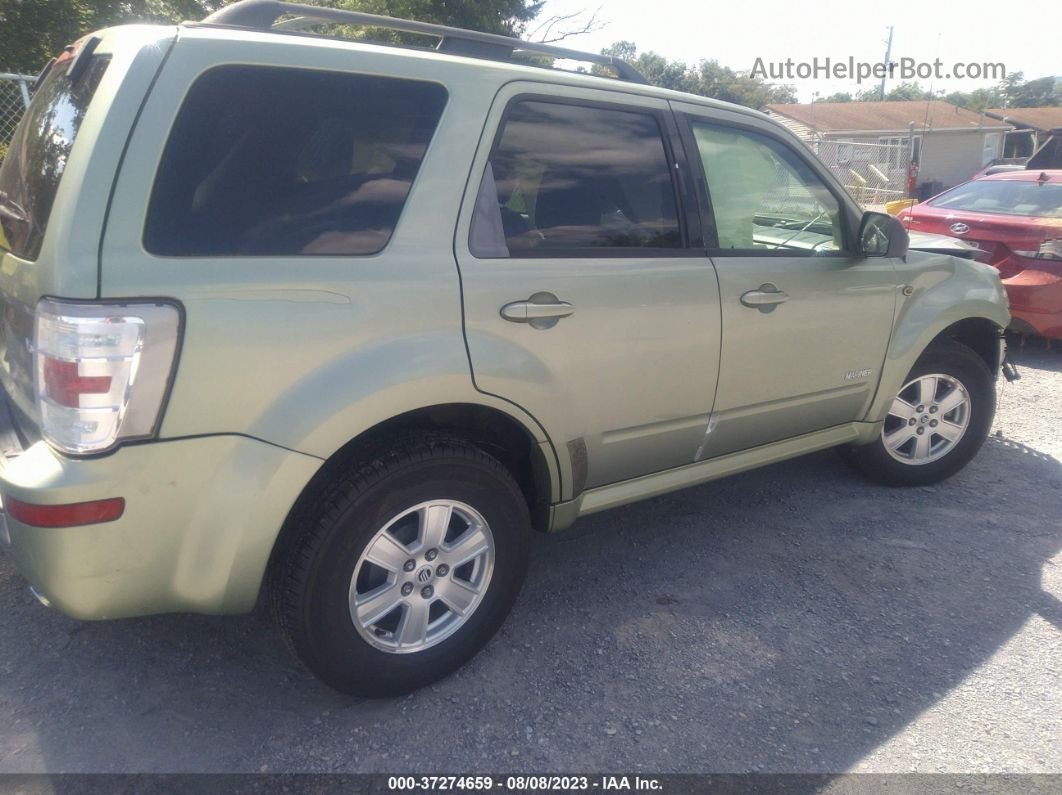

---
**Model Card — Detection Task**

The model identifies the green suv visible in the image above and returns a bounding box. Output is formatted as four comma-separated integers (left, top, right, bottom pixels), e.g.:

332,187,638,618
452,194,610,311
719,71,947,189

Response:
0,0,1010,696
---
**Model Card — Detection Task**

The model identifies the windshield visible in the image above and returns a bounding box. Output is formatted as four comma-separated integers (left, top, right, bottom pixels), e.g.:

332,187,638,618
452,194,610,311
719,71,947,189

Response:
0,54,110,260
928,178,1062,219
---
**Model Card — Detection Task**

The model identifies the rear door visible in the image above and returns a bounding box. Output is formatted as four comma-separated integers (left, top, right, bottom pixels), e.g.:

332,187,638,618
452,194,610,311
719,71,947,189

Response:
455,83,721,493
673,104,899,458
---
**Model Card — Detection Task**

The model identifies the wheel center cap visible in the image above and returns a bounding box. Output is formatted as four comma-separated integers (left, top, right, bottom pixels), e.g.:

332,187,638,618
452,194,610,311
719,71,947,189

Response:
921,415,929,424
416,566,434,584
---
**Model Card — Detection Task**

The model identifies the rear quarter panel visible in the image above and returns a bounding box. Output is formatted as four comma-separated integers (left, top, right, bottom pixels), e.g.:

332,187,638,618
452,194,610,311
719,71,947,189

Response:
98,32,557,473
0,27,175,431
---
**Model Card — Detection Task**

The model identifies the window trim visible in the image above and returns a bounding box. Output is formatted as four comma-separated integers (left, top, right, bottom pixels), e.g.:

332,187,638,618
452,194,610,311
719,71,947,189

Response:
469,93,701,260
677,113,856,258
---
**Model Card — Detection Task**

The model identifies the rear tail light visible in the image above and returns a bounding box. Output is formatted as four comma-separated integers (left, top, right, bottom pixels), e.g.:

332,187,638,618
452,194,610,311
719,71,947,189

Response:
34,299,181,455
1014,239,1062,261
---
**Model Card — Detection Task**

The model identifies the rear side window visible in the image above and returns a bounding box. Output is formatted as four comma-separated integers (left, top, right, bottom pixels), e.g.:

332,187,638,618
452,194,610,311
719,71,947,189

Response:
469,100,682,257
0,55,110,261
144,66,447,257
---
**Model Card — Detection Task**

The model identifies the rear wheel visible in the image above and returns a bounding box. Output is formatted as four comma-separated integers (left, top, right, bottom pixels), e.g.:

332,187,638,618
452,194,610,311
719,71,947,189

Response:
270,436,531,696
842,340,995,486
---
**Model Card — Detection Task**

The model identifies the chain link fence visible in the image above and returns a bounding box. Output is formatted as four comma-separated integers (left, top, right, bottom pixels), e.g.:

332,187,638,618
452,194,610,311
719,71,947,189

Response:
0,73,34,163
806,139,911,208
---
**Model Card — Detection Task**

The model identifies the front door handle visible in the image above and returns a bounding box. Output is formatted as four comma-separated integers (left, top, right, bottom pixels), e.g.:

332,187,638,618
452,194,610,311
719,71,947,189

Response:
500,293,575,328
740,284,789,308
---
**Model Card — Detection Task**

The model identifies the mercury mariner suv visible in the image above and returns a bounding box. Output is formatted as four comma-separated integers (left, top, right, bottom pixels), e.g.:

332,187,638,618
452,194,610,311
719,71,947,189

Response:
0,0,1011,696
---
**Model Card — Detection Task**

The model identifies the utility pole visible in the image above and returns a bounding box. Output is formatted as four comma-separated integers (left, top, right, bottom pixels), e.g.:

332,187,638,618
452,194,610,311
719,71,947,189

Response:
879,26,893,100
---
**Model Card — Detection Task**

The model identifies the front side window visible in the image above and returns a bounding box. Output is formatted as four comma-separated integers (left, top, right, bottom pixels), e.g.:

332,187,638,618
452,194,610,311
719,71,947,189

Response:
144,66,447,257
692,122,844,254
469,100,681,257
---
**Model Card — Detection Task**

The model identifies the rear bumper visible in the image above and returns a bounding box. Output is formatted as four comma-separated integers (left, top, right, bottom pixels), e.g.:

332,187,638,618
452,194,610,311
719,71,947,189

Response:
0,436,320,619
1001,263,1062,340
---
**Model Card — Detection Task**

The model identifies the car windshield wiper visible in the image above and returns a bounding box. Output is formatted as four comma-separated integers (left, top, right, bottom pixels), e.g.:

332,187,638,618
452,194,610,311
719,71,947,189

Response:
772,210,831,251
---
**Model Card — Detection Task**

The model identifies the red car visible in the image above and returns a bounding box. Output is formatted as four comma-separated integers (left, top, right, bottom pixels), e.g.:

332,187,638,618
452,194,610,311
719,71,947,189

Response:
897,170,1062,339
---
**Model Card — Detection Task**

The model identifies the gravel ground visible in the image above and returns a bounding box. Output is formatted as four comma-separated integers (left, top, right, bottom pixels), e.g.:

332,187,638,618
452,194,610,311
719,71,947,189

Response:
0,340,1060,774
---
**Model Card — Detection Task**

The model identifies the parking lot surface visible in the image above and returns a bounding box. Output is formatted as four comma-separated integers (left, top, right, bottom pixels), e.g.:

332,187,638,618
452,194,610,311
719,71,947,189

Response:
1,342,1060,774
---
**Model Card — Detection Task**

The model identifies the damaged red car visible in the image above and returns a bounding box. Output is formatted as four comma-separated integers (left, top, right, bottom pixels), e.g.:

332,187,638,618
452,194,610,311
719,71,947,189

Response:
897,170,1062,339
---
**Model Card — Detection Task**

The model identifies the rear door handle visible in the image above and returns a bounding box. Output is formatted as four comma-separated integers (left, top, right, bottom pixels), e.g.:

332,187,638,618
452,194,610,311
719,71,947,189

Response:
500,293,575,328
740,284,789,308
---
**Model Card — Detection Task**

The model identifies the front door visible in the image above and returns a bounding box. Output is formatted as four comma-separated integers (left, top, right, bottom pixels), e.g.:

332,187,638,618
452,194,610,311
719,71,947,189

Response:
455,84,721,493
675,106,900,458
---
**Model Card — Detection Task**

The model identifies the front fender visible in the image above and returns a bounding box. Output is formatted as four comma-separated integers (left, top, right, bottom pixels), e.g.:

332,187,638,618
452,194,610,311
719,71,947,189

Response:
865,251,1009,423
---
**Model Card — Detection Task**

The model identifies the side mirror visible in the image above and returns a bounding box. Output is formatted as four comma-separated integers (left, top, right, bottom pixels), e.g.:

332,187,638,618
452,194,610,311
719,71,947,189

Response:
859,211,909,258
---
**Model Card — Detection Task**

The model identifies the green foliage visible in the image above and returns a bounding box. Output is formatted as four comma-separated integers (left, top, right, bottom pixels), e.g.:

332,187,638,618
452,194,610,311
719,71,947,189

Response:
0,0,544,73
599,41,796,110
839,73,1058,111
944,86,1002,112
942,73,1059,111
1,0,93,72
0,141,7,161
334,0,543,37
882,81,934,101
0,1,230,72
849,82,933,102
817,92,853,103
1004,74,1060,108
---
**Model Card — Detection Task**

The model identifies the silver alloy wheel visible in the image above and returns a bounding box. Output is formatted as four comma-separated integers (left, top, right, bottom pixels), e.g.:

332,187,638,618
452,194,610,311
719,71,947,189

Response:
882,373,971,466
349,499,495,654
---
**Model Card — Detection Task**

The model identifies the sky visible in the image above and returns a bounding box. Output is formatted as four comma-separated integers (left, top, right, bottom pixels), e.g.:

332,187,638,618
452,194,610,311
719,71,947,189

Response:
535,0,1061,103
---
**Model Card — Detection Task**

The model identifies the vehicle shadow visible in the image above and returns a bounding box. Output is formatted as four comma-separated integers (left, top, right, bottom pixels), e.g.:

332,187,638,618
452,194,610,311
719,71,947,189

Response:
1007,334,1062,374
1,409,1060,775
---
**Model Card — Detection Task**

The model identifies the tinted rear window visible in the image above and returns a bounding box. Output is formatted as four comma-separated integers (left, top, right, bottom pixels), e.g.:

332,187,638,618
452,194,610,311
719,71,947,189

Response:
0,55,110,261
144,66,447,257
928,178,1062,218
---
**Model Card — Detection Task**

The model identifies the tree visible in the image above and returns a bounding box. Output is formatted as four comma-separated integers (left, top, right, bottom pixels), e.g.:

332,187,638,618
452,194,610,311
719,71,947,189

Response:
850,82,933,102
990,72,1060,108
600,42,692,93
944,86,1003,112
692,59,796,107
0,1,231,72
883,81,933,101
1008,75,1060,108
523,6,602,44
334,0,543,37
599,41,796,110
817,92,853,103
0,1,94,72
0,0,547,73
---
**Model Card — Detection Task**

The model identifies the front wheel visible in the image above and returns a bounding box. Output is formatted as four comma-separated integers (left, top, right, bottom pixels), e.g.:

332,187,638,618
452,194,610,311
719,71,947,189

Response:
841,340,996,487
270,436,532,696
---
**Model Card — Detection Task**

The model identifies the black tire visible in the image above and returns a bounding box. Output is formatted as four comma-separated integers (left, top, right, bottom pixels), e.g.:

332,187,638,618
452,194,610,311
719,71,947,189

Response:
270,435,531,697
841,340,995,487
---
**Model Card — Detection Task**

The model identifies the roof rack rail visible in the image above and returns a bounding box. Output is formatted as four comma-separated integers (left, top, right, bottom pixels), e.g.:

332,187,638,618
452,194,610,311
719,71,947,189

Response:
200,0,648,84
